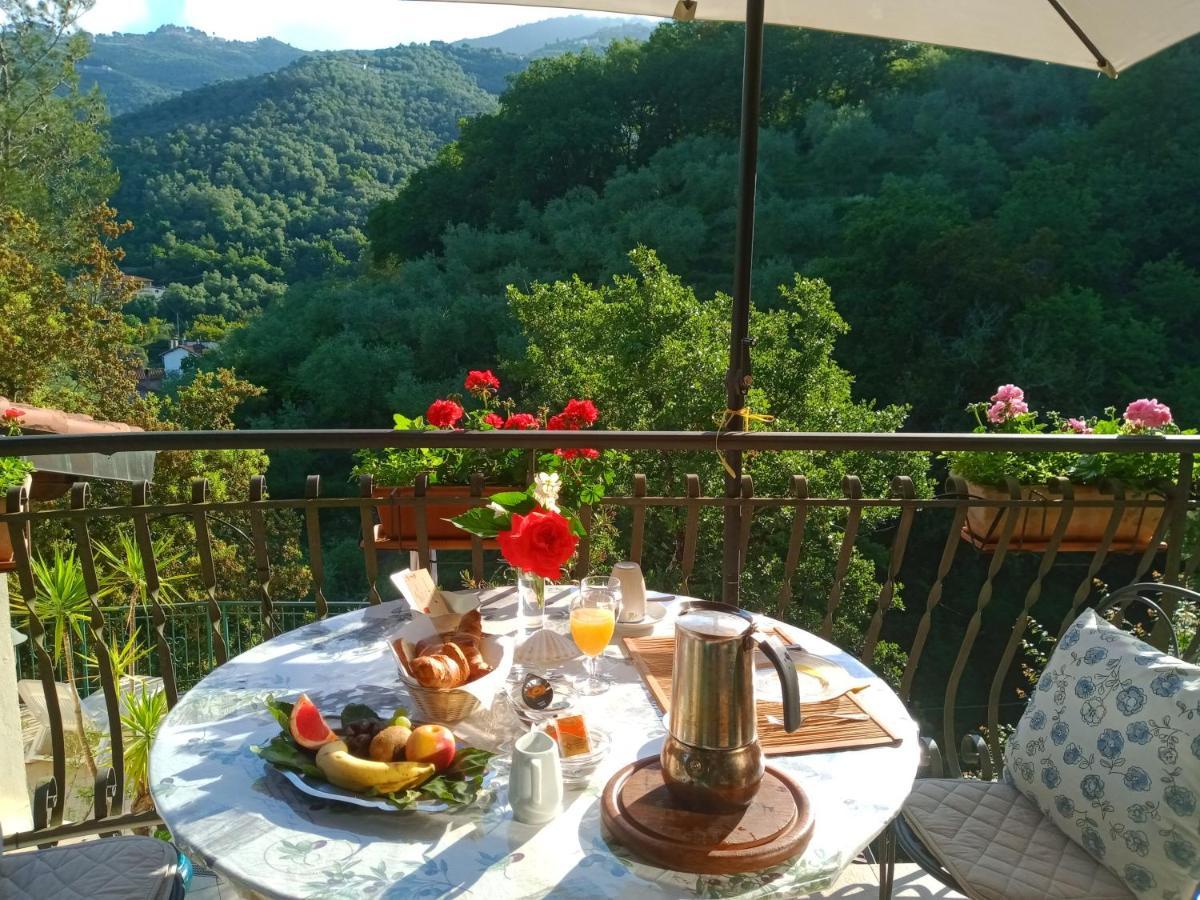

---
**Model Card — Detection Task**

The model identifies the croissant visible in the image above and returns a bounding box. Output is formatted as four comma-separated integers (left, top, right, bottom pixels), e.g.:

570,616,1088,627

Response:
411,651,469,689
456,609,483,640
446,637,490,680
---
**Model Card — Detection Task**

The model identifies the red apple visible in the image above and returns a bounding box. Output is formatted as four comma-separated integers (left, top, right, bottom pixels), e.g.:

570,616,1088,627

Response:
405,724,456,771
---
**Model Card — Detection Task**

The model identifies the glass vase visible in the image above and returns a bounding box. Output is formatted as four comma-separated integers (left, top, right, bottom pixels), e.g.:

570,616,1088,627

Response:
517,569,546,634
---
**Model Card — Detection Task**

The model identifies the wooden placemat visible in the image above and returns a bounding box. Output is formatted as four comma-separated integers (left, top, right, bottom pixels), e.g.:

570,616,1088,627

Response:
623,634,904,755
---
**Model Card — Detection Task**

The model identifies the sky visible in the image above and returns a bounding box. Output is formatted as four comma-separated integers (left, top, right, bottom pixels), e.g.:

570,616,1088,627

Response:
76,0,644,49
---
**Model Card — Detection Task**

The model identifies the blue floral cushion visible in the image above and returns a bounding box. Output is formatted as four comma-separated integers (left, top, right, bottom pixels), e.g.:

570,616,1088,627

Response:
1003,608,1200,900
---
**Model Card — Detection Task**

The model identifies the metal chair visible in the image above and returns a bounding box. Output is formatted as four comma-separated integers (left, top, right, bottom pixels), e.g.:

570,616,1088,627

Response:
882,582,1200,899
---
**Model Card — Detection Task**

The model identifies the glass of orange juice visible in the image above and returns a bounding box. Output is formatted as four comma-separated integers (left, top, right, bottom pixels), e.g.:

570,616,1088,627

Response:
570,576,621,695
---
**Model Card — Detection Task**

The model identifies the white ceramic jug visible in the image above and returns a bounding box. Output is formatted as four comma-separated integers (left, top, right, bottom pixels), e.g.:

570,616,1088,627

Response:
613,561,646,623
509,730,562,825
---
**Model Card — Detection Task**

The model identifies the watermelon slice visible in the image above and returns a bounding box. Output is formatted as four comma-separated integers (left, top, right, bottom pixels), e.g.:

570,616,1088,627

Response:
289,693,336,749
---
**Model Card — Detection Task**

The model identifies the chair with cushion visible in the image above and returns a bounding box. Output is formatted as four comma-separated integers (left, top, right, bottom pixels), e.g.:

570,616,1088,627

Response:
888,582,1200,900
0,825,185,900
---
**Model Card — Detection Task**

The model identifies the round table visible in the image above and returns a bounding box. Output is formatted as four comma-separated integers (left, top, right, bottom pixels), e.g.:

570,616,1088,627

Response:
150,592,919,898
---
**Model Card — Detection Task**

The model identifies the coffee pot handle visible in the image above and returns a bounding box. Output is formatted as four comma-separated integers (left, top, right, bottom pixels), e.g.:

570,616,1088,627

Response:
756,634,802,732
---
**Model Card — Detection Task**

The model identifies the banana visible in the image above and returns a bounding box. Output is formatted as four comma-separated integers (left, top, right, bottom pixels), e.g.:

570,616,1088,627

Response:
315,741,435,793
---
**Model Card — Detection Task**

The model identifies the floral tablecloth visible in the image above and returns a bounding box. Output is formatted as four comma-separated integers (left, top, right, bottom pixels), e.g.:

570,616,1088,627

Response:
150,592,919,899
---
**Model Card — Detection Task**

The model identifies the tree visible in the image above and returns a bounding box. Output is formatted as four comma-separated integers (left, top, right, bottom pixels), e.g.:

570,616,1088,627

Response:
508,249,931,660
0,0,114,248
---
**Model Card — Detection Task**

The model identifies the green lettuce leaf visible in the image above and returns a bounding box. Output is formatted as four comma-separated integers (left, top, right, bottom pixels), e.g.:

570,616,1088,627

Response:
250,733,322,778
265,695,293,731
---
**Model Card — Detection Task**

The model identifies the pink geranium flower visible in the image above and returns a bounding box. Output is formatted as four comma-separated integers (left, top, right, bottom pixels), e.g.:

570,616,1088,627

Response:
1065,418,1093,434
986,384,1029,424
1123,398,1173,430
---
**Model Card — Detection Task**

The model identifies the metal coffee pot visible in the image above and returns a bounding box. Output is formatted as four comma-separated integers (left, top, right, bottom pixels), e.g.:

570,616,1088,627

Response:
660,601,801,811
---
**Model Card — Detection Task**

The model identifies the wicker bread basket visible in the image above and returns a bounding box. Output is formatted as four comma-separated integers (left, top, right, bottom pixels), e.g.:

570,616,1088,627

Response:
391,631,511,725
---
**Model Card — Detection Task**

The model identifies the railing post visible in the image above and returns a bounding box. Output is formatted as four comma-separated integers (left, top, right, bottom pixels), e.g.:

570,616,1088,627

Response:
1165,452,1193,587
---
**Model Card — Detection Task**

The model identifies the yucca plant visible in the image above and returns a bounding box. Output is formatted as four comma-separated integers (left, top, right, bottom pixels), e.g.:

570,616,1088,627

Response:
11,547,106,780
96,529,192,632
120,684,167,815
83,627,151,692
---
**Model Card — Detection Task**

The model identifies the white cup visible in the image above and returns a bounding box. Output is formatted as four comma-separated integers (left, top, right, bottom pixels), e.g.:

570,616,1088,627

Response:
613,561,646,623
509,730,562,825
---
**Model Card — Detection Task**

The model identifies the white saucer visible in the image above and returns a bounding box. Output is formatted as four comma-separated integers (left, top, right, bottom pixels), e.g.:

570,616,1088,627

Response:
611,601,669,639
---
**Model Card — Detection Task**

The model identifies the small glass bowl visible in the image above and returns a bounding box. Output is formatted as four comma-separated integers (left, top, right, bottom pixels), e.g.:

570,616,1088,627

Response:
505,674,578,725
533,722,611,787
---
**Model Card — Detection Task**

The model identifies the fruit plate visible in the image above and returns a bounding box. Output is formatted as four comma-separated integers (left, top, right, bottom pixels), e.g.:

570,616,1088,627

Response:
277,763,498,813
252,697,496,813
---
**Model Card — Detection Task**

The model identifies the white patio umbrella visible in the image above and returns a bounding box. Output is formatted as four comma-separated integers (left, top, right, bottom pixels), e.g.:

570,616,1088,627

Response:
415,0,1200,601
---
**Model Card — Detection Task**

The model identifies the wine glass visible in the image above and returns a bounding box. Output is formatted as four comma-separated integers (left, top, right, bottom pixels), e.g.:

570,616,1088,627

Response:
570,576,620,695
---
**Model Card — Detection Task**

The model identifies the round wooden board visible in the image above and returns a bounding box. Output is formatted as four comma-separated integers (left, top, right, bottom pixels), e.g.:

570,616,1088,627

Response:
600,756,814,875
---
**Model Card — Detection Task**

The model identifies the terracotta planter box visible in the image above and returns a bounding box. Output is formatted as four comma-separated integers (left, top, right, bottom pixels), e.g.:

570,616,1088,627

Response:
0,521,13,566
962,479,1166,551
373,484,519,544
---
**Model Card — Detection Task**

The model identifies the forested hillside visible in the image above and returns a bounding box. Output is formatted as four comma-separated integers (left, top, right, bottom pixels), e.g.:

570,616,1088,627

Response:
455,15,652,56
358,24,1200,430
80,25,304,115
112,44,523,322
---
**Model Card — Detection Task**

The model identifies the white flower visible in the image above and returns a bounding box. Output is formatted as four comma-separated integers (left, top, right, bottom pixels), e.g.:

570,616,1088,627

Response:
532,471,561,512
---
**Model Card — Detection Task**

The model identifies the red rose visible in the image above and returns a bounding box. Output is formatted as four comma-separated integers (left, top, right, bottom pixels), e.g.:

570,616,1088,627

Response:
426,399,464,428
503,413,539,430
465,370,500,395
2,408,24,420
497,509,579,579
561,398,598,427
555,447,599,460
483,412,505,428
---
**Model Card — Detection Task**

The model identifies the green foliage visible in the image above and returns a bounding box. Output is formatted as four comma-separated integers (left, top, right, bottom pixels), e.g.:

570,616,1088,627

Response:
363,30,1200,431
508,249,932,634
368,23,910,262
111,43,522,324
119,684,168,799
80,25,305,116
0,454,33,490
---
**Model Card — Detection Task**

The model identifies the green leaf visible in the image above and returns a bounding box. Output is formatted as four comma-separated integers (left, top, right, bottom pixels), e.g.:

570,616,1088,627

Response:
448,506,505,537
265,695,294,732
488,491,538,513
568,515,587,537
251,734,322,778
340,703,381,726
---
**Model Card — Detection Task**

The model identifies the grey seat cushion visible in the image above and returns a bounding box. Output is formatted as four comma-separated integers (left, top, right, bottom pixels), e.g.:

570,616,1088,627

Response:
902,778,1134,900
1,835,179,900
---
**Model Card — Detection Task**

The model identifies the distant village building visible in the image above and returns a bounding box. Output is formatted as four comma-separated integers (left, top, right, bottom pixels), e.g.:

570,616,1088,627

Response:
161,339,219,376
138,339,220,394
127,275,166,300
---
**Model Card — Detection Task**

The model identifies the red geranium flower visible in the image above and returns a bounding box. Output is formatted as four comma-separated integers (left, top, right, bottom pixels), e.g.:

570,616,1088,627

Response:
497,508,579,579
502,413,539,430
546,413,569,431
561,398,598,427
426,399,464,428
3,408,25,420
464,370,500,395
483,412,505,428
555,448,599,460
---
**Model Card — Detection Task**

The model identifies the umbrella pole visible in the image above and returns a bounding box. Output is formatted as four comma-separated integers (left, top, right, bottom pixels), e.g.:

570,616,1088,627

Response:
721,0,766,605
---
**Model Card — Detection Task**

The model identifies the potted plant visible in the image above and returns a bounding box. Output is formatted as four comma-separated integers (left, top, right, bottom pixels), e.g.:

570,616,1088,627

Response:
945,385,1193,550
353,370,615,545
0,407,34,565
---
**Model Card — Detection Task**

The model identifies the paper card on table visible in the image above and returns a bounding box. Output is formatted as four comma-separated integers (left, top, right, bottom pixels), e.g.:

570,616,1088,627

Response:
394,568,441,614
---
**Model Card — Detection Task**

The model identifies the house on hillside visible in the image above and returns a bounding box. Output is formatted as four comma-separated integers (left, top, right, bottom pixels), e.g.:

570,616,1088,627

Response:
161,339,218,376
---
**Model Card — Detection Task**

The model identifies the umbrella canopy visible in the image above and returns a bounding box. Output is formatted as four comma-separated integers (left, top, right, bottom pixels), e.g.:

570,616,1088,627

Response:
414,0,1200,601
432,0,1200,76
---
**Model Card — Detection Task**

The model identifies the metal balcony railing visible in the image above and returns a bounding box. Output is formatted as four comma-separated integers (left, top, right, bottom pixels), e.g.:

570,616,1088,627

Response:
0,429,1196,847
